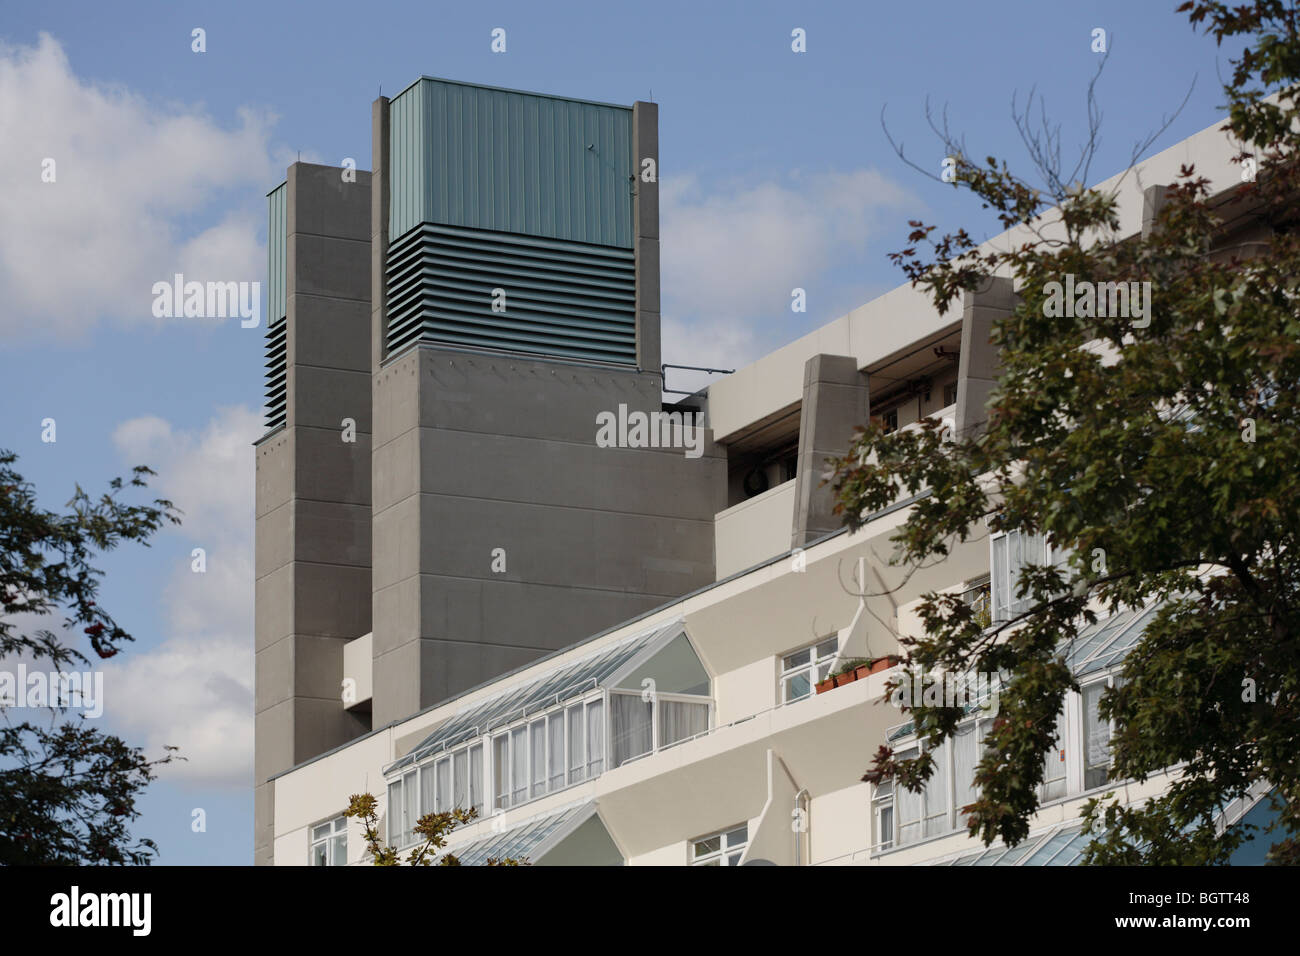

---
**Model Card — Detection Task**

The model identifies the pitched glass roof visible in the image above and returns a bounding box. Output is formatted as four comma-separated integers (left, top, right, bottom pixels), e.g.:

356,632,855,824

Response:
1064,601,1161,678
449,802,593,866
387,619,683,772
942,823,1092,866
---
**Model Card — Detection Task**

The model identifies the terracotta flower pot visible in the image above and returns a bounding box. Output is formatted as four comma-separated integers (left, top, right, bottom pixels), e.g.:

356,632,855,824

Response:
868,656,901,675
815,676,836,695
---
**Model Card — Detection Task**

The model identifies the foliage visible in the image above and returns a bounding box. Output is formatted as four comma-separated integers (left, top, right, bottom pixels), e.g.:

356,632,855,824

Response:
344,792,526,866
834,2,1300,864
0,450,181,864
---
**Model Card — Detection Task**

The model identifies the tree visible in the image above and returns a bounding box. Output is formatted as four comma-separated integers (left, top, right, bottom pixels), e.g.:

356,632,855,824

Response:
832,1,1300,865
344,793,525,866
0,450,181,864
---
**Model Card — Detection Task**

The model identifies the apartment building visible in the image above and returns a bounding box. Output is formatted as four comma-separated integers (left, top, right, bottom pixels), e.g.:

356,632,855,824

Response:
257,77,1272,866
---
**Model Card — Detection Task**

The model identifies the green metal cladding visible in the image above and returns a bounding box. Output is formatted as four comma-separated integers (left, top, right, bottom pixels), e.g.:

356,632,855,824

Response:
388,78,635,249
264,182,287,430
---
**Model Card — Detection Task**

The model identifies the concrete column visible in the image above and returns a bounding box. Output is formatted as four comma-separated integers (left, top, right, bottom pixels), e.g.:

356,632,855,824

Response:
953,275,1016,440
1141,183,1171,239
791,354,870,548
371,97,391,375
254,162,373,865
632,101,661,376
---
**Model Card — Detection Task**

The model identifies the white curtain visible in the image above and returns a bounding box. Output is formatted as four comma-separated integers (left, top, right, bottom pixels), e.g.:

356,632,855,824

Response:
610,692,653,766
658,699,709,748
952,724,979,820
922,742,950,837
895,747,922,845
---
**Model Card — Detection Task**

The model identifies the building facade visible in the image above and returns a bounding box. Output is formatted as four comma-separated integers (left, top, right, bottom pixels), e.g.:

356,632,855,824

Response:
256,79,1270,865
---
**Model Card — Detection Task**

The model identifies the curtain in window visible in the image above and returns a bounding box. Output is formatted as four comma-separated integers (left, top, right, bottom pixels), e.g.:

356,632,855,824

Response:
493,735,509,809
436,758,452,814
952,723,979,821
547,714,565,791
1083,683,1111,788
468,744,484,814
991,534,1009,622
658,699,709,748
387,779,403,845
922,742,950,837
509,726,527,804
895,748,922,845
453,749,468,810
586,700,604,776
567,704,585,784
419,764,436,816
610,692,653,767
530,720,547,798
1042,714,1067,800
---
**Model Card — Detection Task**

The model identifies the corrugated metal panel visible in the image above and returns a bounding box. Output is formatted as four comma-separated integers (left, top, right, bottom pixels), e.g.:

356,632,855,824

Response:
385,222,636,365
389,78,634,248
264,183,288,431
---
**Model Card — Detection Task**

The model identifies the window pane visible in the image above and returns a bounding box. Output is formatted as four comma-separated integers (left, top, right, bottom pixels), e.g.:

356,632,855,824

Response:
878,806,894,850
312,823,331,842
510,726,527,804
1042,714,1067,800
658,699,709,747
724,824,748,847
816,638,839,660
493,735,509,809
922,742,950,837
895,748,922,846
530,720,547,798
387,779,403,846
436,758,451,814
331,834,347,866
784,672,812,703
952,723,978,821
403,772,416,844
586,700,604,776
1083,683,1111,789
419,764,436,816
547,714,565,791
782,648,811,671
453,749,468,810
311,842,328,866
567,705,585,783
693,836,720,857
468,744,484,815
991,534,1009,622
610,693,653,767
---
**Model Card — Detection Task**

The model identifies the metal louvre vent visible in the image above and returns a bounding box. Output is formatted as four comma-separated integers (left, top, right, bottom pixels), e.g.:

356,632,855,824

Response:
385,222,636,365
264,318,287,430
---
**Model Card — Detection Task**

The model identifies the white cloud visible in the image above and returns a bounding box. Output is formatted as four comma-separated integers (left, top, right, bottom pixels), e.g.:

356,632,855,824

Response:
104,406,261,786
0,33,276,339
659,168,914,393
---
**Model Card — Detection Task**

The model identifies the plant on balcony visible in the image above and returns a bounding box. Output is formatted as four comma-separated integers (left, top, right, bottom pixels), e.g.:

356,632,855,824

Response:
815,655,902,694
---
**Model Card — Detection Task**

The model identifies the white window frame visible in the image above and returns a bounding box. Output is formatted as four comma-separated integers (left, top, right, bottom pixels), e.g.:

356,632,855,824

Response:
689,823,749,866
779,636,840,705
989,529,1071,624
608,688,713,767
310,814,347,866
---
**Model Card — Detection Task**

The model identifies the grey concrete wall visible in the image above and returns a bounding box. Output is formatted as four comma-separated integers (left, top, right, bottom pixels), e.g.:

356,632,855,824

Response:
790,354,869,548
370,346,726,725
954,276,1016,440
254,162,374,866
632,101,661,376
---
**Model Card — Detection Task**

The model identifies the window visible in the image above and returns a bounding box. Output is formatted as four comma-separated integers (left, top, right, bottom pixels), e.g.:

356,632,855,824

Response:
586,700,605,776
530,719,547,799
468,743,484,815
388,771,417,846
510,725,527,806
872,780,895,852
493,734,510,810
547,713,565,791
883,408,899,434
877,720,989,850
1041,716,1067,801
990,529,1057,623
567,704,585,785
658,699,710,748
943,382,958,407
1082,681,1112,789
310,815,347,866
780,637,839,704
690,823,749,866
610,693,653,766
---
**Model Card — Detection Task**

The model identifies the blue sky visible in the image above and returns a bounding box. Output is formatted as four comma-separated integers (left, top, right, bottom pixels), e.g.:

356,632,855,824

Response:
0,1,1246,864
